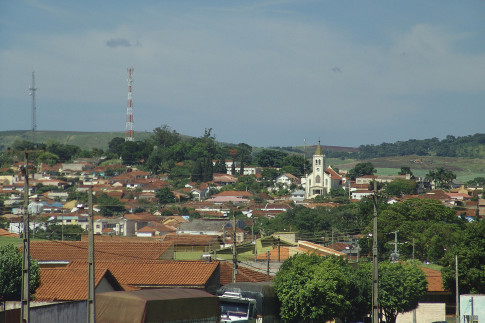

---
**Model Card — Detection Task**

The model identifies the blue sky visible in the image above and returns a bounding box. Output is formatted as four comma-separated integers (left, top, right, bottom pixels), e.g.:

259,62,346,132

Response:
1,0,484,148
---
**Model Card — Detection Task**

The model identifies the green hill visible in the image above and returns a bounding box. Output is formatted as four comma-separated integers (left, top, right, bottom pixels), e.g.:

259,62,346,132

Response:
0,130,152,151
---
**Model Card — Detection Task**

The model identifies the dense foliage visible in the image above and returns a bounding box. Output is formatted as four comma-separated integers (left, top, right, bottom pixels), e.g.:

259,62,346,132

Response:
378,261,428,323
441,220,485,294
274,254,351,322
0,244,41,301
373,198,464,261
347,162,376,180
274,254,427,323
355,133,485,159
265,204,367,242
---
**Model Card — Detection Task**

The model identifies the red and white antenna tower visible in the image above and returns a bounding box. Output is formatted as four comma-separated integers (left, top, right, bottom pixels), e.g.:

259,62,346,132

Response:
125,67,134,142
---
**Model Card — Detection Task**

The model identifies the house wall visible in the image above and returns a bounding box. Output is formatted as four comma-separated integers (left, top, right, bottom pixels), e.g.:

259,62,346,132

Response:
96,277,117,294
205,263,220,294
396,303,445,323
460,294,485,323
29,300,87,323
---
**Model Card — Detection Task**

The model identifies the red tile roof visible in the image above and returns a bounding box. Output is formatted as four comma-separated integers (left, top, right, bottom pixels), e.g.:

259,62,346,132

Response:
35,268,122,301
67,260,219,289
162,234,221,246
0,228,18,238
256,247,291,261
29,241,173,262
214,191,253,197
219,261,270,285
420,267,446,293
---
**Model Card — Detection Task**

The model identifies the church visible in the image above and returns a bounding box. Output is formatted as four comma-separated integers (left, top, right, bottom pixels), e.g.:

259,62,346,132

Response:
304,141,344,199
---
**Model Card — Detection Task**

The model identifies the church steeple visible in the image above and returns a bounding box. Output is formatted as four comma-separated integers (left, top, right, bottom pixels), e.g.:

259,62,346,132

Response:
314,140,323,156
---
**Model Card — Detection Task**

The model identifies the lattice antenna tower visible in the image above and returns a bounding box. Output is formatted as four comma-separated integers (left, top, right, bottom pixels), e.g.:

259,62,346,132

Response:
125,67,134,142
29,71,38,145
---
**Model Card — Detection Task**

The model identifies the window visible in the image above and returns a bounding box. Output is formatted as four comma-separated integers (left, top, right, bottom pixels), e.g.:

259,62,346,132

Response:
316,175,321,183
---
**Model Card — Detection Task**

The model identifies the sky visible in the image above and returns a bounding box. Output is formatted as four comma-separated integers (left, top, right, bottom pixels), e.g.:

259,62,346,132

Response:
1,0,485,148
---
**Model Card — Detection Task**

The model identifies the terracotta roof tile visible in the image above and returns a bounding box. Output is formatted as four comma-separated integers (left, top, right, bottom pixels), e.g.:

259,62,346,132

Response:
219,261,269,285
162,234,221,246
0,228,18,238
29,241,173,262
35,268,121,301
214,191,253,197
420,267,446,293
256,246,291,261
67,260,219,288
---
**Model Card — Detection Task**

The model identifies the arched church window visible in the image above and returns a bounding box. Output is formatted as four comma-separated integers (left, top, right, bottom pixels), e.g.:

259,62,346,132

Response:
316,175,321,183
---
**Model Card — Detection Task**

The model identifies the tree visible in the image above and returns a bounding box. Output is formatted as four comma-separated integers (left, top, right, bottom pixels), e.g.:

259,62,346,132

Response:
274,254,351,322
425,167,456,189
467,176,485,187
45,141,80,162
151,124,180,148
213,157,227,174
108,137,125,157
37,151,60,166
156,187,176,206
254,149,288,167
281,154,310,177
35,224,86,241
378,261,428,323
383,179,417,197
236,143,252,165
375,198,462,261
0,244,41,301
96,193,125,217
260,168,279,188
398,166,413,177
348,162,376,180
441,221,485,294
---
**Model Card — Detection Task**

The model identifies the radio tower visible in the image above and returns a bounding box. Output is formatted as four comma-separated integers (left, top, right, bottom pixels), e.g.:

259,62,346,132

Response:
125,67,134,142
29,71,38,145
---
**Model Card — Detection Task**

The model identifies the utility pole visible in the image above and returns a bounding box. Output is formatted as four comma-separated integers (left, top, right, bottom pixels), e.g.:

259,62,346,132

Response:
412,238,415,261
277,238,281,263
29,71,38,146
87,188,95,323
20,151,30,323
266,251,270,282
331,227,334,246
232,212,237,283
455,255,459,323
372,181,379,323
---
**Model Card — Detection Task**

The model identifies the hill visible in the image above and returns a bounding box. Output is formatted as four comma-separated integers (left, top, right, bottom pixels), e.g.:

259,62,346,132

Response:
0,130,152,151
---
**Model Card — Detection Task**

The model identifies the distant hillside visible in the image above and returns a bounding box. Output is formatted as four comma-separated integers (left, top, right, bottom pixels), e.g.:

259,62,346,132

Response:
0,130,152,151
266,145,358,157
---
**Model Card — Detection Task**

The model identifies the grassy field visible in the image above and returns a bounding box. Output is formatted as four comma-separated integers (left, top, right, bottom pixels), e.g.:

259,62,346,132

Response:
332,155,485,182
0,236,22,248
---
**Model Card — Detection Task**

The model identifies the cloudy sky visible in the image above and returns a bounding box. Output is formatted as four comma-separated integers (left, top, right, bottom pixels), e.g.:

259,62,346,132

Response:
1,0,484,148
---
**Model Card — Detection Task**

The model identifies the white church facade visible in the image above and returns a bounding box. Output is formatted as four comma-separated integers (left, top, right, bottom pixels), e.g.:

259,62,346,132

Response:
304,141,344,199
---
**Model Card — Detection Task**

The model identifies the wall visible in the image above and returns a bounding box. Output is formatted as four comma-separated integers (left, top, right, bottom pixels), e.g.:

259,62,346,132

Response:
0,301,88,323
396,303,445,323
460,294,485,323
